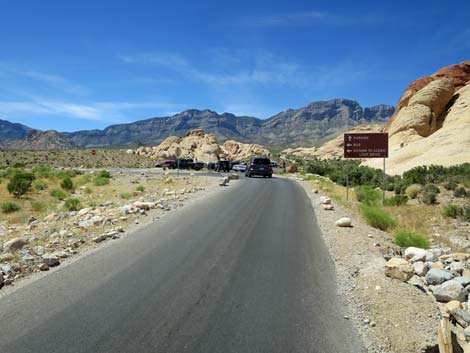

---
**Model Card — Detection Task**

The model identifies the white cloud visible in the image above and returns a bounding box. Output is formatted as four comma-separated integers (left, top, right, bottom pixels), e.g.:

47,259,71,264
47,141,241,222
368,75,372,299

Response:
0,99,184,122
119,49,369,89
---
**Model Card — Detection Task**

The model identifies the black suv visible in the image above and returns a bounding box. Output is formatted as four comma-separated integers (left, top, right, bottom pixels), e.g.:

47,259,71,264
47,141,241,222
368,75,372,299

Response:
245,157,272,178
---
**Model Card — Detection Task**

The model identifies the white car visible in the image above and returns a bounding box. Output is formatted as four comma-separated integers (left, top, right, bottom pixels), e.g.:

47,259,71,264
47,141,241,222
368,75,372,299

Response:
232,163,247,172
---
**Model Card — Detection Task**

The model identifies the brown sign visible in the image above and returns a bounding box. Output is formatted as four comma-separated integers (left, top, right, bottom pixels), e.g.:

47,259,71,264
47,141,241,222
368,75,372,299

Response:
344,133,388,158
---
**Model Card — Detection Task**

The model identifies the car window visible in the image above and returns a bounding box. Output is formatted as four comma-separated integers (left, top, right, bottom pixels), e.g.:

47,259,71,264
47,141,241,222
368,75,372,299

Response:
253,158,270,165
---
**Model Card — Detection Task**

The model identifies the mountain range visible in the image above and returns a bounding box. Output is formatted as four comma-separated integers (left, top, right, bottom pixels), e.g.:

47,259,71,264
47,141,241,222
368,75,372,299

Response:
0,99,394,150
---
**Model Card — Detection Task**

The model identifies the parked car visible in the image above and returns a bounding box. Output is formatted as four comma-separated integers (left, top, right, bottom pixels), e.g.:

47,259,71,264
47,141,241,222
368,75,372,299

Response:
232,163,247,172
207,162,217,170
245,157,272,178
271,161,278,168
191,162,205,171
155,160,177,169
216,160,231,172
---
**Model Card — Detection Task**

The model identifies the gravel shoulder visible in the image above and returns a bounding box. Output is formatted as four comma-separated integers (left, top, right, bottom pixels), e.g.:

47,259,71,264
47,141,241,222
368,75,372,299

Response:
297,178,439,353
0,173,225,298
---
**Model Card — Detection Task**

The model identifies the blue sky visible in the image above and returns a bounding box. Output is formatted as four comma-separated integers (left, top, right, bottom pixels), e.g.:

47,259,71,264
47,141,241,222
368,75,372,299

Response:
0,0,469,132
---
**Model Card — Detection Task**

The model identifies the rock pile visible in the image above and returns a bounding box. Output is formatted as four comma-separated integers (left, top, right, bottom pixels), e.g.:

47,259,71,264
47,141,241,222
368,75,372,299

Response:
386,246,470,348
135,129,270,162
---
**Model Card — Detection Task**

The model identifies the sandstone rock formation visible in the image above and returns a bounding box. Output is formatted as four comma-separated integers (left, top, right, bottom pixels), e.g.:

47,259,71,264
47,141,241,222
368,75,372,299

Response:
365,61,470,174
135,130,269,162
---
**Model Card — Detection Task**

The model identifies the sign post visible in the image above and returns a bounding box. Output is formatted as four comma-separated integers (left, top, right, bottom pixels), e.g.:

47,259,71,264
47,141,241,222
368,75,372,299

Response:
344,133,389,204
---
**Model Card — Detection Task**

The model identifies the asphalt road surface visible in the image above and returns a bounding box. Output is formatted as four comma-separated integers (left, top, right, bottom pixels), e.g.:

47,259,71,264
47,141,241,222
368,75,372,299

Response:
0,176,364,353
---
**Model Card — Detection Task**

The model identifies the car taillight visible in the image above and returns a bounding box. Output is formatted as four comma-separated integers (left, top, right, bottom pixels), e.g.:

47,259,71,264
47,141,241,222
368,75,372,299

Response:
250,163,256,167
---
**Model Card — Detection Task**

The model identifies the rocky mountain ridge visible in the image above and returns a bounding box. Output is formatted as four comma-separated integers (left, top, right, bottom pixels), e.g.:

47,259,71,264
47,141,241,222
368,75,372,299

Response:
0,99,393,150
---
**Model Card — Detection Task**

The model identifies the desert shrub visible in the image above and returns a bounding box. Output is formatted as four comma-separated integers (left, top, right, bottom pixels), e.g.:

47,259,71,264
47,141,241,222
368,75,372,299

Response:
460,206,470,222
420,190,438,205
54,170,82,179
356,185,381,206
32,166,53,178
93,176,110,186
64,198,81,211
454,187,468,198
7,171,35,197
31,201,47,212
83,187,93,194
361,206,396,231
50,189,68,200
1,201,20,213
34,180,48,190
394,180,407,195
444,180,458,191
405,184,423,200
88,200,97,207
442,204,460,219
60,177,74,192
424,184,440,194
120,192,132,199
395,231,429,248
97,170,111,179
384,195,408,207
136,185,145,192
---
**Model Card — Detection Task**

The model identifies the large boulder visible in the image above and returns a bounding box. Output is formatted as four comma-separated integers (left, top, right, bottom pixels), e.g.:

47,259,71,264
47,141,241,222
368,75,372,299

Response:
385,258,414,282
426,268,454,285
433,280,467,302
3,237,28,252
364,61,470,174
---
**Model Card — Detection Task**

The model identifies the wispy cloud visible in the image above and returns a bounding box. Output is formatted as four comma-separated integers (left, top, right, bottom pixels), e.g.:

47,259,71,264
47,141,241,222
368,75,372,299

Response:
0,98,184,122
240,10,387,27
0,62,89,95
119,49,369,89
245,11,326,26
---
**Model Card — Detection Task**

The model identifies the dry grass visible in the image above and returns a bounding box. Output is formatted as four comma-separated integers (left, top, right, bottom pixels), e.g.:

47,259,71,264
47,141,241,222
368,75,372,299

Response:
305,173,452,245
0,149,153,169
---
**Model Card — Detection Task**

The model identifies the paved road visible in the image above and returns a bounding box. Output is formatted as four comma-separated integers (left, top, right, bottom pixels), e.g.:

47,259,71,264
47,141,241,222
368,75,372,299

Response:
0,177,364,353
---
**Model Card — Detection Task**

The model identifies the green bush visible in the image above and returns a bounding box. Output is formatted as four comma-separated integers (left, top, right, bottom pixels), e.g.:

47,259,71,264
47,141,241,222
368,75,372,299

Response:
32,166,53,178
442,204,460,219
50,189,68,200
424,184,440,194
460,206,470,222
83,187,93,194
420,190,438,205
394,231,429,248
361,206,396,231
405,184,423,200
444,180,458,191
356,185,381,205
136,185,145,192
34,180,48,191
1,201,20,213
60,177,74,192
93,176,110,186
384,195,408,207
7,171,35,197
31,201,47,212
454,187,468,198
64,198,81,211
97,170,111,179
120,192,132,199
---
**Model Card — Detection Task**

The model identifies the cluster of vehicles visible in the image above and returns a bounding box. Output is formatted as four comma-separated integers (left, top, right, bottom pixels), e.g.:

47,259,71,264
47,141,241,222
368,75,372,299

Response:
155,157,280,178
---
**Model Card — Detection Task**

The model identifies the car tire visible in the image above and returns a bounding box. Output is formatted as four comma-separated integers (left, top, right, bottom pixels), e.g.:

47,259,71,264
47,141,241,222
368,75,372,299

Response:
268,174,272,178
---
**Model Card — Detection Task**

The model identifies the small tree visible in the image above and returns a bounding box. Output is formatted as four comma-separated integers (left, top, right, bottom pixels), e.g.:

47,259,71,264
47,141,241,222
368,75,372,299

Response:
60,177,74,192
7,171,35,198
